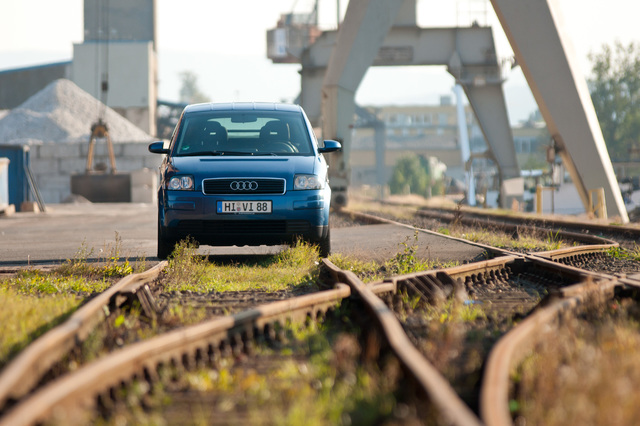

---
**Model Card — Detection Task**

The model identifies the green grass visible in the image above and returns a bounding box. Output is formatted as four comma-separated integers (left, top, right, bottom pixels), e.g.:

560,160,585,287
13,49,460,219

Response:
349,201,566,252
162,239,321,293
0,233,147,368
607,245,640,262
329,231,458,283
7,270,111,295
0,286,81,367
458,228,564,252
96,314,403,425
56,233,143,280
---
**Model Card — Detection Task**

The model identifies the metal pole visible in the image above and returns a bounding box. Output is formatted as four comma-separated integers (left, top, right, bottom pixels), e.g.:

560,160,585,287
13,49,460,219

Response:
454,85,476,206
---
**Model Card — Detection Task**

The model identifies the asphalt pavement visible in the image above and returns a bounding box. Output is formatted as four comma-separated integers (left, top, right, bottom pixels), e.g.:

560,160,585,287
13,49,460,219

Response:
0,203,487,267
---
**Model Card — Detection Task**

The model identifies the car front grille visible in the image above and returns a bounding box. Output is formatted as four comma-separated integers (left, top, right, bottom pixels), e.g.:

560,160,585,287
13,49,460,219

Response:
202,178,286,195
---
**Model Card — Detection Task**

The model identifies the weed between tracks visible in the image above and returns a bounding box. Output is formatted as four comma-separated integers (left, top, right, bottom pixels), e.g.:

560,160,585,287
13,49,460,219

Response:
95,307,418,425
82,236,450,362
389,285,538,414
0,233,145,369
162,238,320,293
330,231,458,283
511,293,640,425
351,200,568,252
607,244,640,262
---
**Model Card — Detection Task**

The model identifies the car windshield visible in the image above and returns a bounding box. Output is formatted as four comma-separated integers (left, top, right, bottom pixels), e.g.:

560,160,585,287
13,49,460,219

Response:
173,110,314,156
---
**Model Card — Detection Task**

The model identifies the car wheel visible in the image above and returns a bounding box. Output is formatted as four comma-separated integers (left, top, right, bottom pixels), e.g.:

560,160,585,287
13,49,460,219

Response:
157,222,176,260
317,227,331,258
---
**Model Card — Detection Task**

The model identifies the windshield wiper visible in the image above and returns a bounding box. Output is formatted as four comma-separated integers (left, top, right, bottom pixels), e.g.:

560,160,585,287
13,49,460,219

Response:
178,150,259,157
216,151,255,156
178,151,223,157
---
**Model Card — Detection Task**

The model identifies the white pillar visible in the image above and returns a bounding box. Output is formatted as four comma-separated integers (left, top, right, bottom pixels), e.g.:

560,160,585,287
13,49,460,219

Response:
454,84,476,206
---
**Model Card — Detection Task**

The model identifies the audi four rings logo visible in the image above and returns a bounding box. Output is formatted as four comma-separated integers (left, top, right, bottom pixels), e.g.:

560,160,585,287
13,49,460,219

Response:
230,181,258,191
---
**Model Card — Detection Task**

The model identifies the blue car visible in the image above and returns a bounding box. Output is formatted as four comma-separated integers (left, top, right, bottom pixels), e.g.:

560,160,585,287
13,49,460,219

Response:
148,102,341,259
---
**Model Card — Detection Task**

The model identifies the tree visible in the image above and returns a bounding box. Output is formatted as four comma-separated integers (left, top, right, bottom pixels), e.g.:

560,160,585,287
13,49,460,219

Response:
589,42,640,161
179,71,210,104
389,155,429,195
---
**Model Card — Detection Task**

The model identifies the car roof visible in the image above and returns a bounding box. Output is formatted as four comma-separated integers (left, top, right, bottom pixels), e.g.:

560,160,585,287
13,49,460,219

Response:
183,102,302,114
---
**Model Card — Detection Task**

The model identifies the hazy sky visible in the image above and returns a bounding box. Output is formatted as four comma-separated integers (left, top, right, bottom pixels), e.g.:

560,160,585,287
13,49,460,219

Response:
0,0,638,123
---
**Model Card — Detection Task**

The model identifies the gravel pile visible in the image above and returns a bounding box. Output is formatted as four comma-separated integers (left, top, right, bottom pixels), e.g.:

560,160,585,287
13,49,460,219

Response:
0,79,154,145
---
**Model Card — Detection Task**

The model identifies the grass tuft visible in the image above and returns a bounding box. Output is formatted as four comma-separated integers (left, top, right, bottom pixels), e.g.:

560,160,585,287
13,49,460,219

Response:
512,298,640,425
162,239,321,293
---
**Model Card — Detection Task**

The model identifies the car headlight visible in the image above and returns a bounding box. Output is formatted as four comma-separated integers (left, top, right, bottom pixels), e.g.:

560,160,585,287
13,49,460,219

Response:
294,174,325,190
167,175,194,190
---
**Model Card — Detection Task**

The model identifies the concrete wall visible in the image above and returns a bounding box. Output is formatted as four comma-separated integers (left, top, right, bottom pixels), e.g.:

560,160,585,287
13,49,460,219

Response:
73,42,157,135
0,62,72,109
84,0,155,43
29,141,162,204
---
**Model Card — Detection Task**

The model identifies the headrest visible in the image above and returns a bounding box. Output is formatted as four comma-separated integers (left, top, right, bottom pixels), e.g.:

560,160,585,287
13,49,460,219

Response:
206,121,228,141
260,121,289,140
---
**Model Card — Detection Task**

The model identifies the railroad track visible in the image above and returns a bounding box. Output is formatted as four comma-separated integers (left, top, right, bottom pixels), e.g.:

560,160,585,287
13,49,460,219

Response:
2,206,640,425
0,258,482,426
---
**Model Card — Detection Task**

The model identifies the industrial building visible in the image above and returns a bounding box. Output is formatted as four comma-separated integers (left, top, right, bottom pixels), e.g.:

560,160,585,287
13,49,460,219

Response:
0,0,632,222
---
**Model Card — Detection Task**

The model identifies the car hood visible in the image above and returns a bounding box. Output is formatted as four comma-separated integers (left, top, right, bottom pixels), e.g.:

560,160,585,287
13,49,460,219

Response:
169,155,321,180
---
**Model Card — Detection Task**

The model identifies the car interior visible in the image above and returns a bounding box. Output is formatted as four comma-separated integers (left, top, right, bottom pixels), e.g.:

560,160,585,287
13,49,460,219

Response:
176,117,312,155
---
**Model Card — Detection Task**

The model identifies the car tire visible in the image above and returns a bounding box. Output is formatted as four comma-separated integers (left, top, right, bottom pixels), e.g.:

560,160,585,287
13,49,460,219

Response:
157,222,176,260
317,227,331,258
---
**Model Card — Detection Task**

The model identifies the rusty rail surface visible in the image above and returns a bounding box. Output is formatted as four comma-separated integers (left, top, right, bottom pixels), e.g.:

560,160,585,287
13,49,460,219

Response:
323,259,483,426
415,208,617,246
480,277,619,426
0,284,351,425
341,208,513,258
0,261,167,411
346,206,638,426
414,204,640,239
4,206,638,425
474,242,638,426
364,245,627,426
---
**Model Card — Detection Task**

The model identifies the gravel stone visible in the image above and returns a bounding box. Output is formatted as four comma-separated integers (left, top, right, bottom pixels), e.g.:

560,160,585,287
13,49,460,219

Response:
0,79,154,145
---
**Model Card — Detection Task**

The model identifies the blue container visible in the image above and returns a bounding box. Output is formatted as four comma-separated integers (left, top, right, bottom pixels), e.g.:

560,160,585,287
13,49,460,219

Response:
0,145,30,211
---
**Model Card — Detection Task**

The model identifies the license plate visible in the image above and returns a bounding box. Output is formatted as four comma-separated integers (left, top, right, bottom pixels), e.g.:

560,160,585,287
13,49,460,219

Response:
217,201,272,214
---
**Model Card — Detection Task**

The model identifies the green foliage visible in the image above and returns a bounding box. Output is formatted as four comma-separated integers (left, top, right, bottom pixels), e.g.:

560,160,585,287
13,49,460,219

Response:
329,231,457,282
544,230,563,251
385,231,423,275
384,230,458,275
7,270,109,295
57,233,140,279
388,155,430,196
112,320,400,425
0,286,80,367
607,245,640,262
162,239,320,293
589,42,640,161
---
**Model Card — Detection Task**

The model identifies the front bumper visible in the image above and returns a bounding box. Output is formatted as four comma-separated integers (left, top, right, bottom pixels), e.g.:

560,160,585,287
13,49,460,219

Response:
160,188,330,246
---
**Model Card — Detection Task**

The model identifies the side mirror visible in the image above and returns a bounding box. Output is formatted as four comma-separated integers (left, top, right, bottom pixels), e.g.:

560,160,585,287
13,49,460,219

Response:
318,140,342,153
149,141,169,154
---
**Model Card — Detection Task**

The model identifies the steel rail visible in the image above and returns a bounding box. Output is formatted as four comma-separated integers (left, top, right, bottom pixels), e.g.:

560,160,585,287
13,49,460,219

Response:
415,208,617,246
533,244,616,261
0,284,351,426
356,207,636,426
0,261,167,411
480,277,619,426
415,204,640,242
381,251,599,292
341,208,514,258
322,259,483,426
